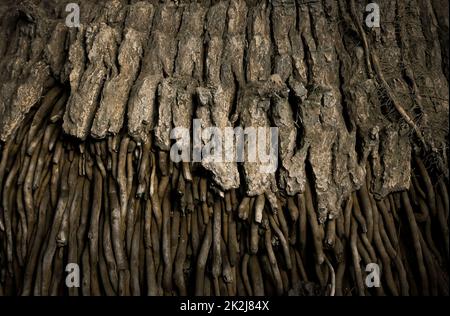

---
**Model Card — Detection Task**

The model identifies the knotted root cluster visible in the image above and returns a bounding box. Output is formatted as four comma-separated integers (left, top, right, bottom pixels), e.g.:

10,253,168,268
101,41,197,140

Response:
0,86,448,296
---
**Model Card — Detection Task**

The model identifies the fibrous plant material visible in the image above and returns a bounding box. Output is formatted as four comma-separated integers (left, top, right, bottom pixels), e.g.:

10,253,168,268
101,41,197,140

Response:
0,0,448,296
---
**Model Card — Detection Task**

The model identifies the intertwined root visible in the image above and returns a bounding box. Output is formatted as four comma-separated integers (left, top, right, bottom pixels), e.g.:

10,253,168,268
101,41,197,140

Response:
0,87,448,296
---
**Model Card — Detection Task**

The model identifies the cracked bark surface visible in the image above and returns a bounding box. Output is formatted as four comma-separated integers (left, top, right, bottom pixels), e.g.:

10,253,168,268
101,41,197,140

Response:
0,0,448,296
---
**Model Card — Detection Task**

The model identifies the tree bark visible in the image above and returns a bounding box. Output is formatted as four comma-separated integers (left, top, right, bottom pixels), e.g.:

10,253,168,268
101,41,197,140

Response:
0,0,448,296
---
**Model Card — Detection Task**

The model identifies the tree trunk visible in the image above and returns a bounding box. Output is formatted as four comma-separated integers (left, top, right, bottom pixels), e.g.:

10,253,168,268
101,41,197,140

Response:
0,0,448,296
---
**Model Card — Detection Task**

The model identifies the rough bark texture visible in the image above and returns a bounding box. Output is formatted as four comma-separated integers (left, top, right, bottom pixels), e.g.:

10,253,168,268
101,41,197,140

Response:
0,0,448,296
